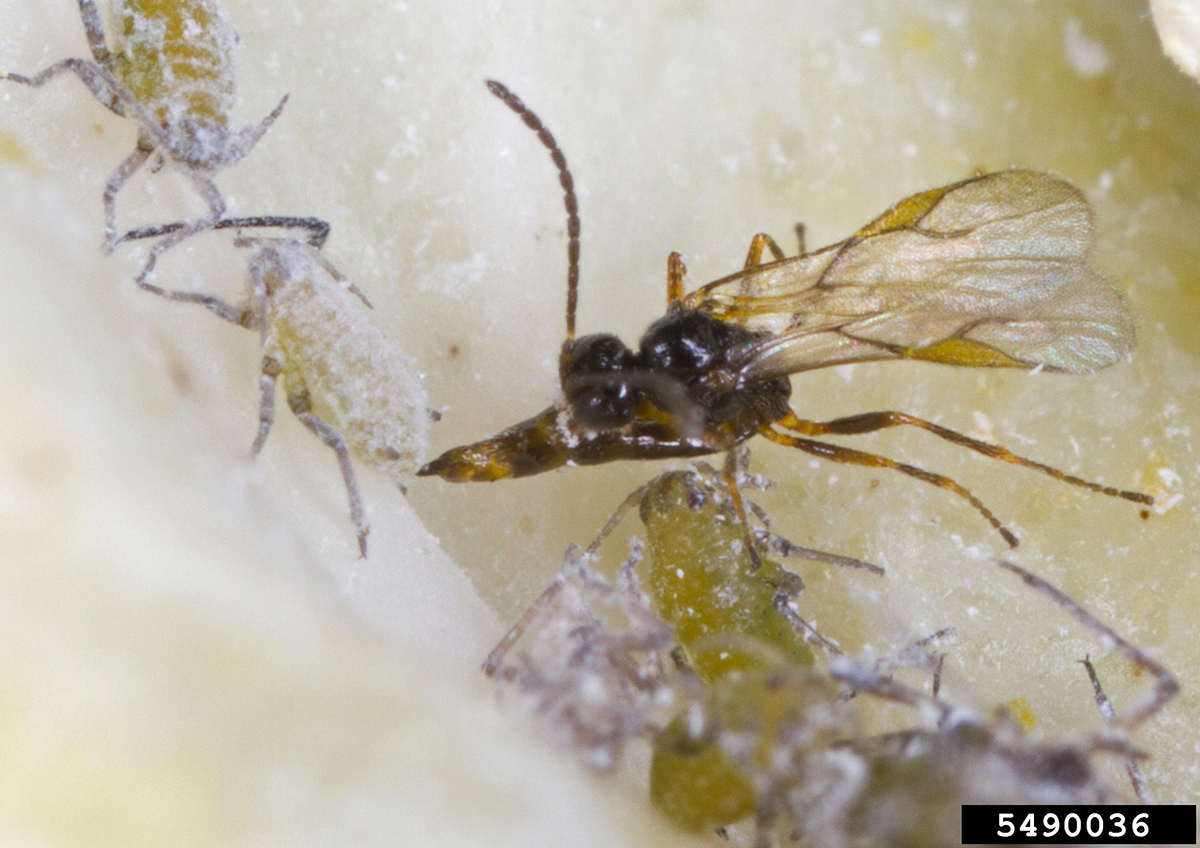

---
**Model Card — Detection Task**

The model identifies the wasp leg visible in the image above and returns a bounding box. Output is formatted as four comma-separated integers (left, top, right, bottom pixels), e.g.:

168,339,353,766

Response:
286,377,369,558
1080,657,1150,802
666,251,686,311
251,356,281,456
759,425,1019,548
743,233,787,269
721,450,764,570
777,410,1153,506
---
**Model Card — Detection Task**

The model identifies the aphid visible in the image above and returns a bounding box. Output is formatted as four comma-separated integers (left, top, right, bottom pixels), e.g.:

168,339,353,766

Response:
650,557,1176,844
583,457,884,681
483,541,679,772
247,238,431,555
797,709,1131,848
419,80,1153,554
116,232,430,554
1,0,300,282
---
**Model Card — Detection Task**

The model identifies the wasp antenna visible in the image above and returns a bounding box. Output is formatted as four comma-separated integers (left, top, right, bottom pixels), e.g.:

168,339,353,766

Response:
485,79,581,342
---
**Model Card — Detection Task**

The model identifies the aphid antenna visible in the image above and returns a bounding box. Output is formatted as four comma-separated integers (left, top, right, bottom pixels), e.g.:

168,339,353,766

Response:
484,80,581,348
117,215,332,250
992,559,1178,729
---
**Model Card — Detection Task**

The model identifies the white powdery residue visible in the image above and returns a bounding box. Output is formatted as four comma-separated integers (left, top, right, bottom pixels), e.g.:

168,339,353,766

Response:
1070,437,1080,457
968,411,995,443
1097,171,1115,194
901,142,918,157
1063,18,1112,79
1150,0,1200,81
859,28,882,47
835,363,857,383
419,252,490,297
1158,467,1183,487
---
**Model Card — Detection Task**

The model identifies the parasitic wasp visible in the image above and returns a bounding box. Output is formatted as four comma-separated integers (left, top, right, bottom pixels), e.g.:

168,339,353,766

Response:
420,80,1153,556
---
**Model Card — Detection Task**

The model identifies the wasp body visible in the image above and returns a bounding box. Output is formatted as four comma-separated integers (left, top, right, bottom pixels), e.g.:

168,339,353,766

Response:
421,81,1152,551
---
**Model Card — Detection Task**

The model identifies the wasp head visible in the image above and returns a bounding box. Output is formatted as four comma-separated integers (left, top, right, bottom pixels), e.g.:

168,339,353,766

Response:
561,333,640,430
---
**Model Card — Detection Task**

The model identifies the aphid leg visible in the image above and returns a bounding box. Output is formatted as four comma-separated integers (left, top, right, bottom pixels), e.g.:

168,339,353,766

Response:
286,380,369,557
762,530,885,575
134,175,226,295
827,655,952,724
760,424,1020,548
722,451,764,570
793,223,807,255
1080,657,1150,803
874,628,957,694
251,357,281,456
483,571,569,678
102,134,154,249
778,410,1153,506
743,233,787,268
773,591,843,656
2,57,122,112
666,252,685,312
236,94,290,161
584,479,656,558
74,0,111,64
992,559,1178,729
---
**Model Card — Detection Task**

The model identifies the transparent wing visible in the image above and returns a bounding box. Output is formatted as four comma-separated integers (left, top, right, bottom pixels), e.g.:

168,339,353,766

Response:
681,170,1134,382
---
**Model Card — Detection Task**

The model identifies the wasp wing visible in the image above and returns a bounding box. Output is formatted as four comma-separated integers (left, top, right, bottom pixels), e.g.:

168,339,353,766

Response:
681,170,1134,383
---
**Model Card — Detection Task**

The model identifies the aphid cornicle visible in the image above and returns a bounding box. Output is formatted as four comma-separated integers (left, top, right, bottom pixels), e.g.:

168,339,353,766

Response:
420,80,1154,554
2,0,302,290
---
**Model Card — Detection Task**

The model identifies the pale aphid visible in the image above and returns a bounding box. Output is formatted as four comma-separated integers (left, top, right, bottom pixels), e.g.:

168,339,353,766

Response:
483,542,679,773
248,239,430,555
2,0,290,267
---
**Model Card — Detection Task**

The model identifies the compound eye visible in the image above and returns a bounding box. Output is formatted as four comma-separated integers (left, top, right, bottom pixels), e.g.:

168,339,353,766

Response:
572,381,638,430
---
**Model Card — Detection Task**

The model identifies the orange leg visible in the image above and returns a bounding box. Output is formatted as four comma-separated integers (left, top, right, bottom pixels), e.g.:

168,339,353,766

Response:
666,251,685,312
743,232,787,269
777,410,1152,505
759,424,1019,548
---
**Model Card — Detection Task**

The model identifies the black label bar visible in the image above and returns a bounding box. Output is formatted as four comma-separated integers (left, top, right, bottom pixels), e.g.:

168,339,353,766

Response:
962,805,1196,845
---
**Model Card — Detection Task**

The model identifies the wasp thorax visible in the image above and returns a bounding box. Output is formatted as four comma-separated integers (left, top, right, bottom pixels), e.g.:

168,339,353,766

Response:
563,333,640,431
638,311,732,376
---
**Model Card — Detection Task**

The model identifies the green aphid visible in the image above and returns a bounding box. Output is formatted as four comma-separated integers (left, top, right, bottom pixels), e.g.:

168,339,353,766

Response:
650,663,849,833
637,468,816,681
